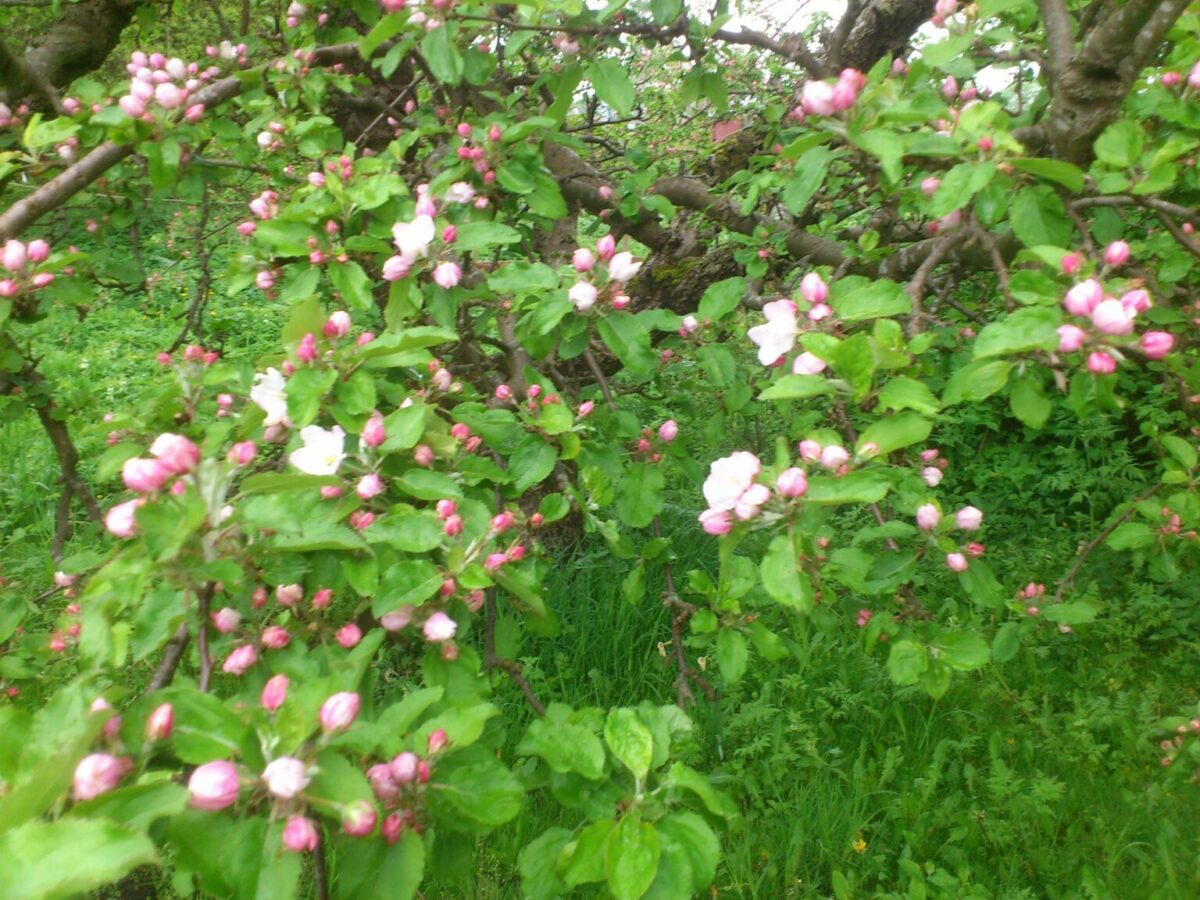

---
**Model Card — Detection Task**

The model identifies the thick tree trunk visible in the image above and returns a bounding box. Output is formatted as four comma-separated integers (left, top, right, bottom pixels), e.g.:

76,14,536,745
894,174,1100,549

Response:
0,0,140,106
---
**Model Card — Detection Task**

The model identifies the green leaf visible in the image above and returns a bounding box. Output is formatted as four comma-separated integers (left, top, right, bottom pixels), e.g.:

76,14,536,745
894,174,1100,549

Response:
657,811,719,891
453,221,522,251
1040,601,1098,625
520,828,573,900
589,60,635,116
1009,158,1085,193
436,760,524,827
782,148,835,214
169,689,249,764
696,277,746,321
1105,522,1154,551
561,820,615,887
510,437,558,493
605,708,654,781
878,377,940,415
941,360,1012,405
830,276,910,322
805,470,891,504
0,818,157,899
605,812,660,900
887,640,928,685
759,374,836,401
329,261,374,312
615,462,664,528
662,763,737,818
929,162,996,217
1011,186,1072,248
1162,435,1197,469
855,412,932,457
421,25,463,85
381,404,427,452
935,632,990,670
393,469,461,501
239,473,342,495
71,783,187,832
519,705,606,780
957,559,1004,608
1094,120,1145,168
715,629,749,684
1009,377,1052,429
335,831,424,900
991,622,1022,663
761,535,813,612
973,307,1061,359
597,314,658,373
373,560,443,615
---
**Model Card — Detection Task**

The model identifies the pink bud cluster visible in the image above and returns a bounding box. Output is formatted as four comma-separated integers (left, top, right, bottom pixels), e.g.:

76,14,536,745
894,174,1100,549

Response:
364,729,449,843
568,237,642,312
1055,249,1175,371
117,51,212,121
795,69,866,119
0,238,54,297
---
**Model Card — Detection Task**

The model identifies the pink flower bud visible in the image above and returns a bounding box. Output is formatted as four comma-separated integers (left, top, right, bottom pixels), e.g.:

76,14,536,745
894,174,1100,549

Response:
150,433,200,475
184,103,205,122
1104,240,1130,266
261,674,289,711
320,692,361,731
1120,289,1151,314
798,440,822,463
423,611,457,642
413,444,434,466
793,352,827,375
360,414,386,448
1056,324,1087,353
357,473,385,499
262,626,290,650
573,248,596,272
921,466,943,487
495,384,512,401
433,261,462,289
73,753,126,801
428,728,450,754
237,222,257,237
146,703,174,741
596,234,616,262
323,310,351,339
698,508,733,535
443,514,463,536
382,813,404,844
320,485,344,499
228,440,257,465
210,606,241,633
942,75,958,100
263,757,310,798
920,177,940,198
53,571,76,588
916,504,941,530
337,623,363,648
342,799,377,837
484,552,508,571
492,511,515,532
1063,280,1103,316
658,420,679,442
282,816,319,853
122,457,171,493
296,332,318,363
223,644,259,674
1140,331,1175,359
1060,251,1082,275
819,445,849,470
1087,351,1117,374
276,583,303,607
390,751,419,784
965,542,985,557
776,467,808,498
1,240,26,272
946,552,968,572
188,760,240,810
578,400,595,418
1091,299,1134,335
955,505,983,530
105,498,143,538
367,764,398,800
435,499,458,519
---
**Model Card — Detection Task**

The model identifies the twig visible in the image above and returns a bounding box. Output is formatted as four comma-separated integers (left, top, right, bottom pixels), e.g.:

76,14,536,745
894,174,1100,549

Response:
148,624,191,691
483,588,546,716
1155,211,1200,261
168,182,214,351
582,348,616,411
313,829,330,900
197,582,215,692
906,230,967,334
653,517,715,707
1052,483,1160,603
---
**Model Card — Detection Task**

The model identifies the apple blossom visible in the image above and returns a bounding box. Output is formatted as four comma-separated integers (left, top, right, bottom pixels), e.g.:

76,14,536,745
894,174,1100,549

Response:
222,644,258,674
921,466,943,487
105,499,143,538
1140,331,1175,359
289,425,346,475
658,420,679,442
357,473,385,499
122,457,170,493
776,467,809,498
608,252,642,283
946,552,969,572
251,368,290,427
433,261,462,289
569,281,598,311
747,300,798,365
801,80,836,116
392,214,436,262
1064,280,1104,316
955,506,984,530
703,451,762,512
793,352,827,375
1104,240,1130,266
820,445,850,470
150,433,200,474
423,611,457,642
1091,299,1134,335
1087,351,1117,374
1056,324,1087,353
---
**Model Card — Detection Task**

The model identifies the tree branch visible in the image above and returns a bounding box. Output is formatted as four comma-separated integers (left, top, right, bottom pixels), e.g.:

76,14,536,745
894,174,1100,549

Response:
1036,0,1075,84
712,28,825,77
1052,483,1160,604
